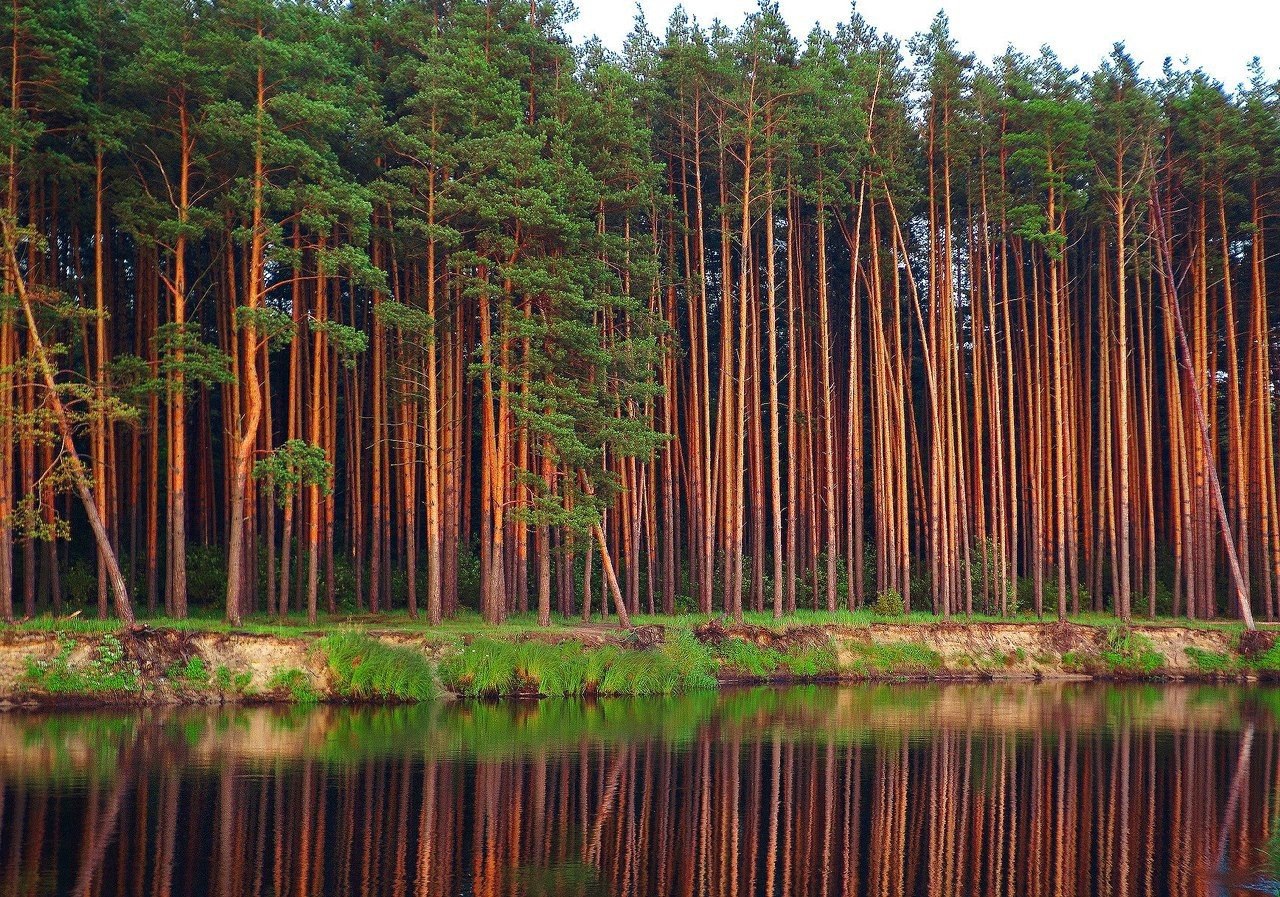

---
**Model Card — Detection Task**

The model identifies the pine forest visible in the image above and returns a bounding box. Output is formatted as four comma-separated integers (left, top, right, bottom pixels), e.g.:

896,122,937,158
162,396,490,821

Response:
5,0,1280,632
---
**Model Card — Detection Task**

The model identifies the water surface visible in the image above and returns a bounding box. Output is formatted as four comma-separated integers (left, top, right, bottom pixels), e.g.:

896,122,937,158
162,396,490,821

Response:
2,684,1279,896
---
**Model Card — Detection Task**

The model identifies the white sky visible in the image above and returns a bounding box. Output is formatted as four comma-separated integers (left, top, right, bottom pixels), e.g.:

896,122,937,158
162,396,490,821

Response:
566,1,1279,88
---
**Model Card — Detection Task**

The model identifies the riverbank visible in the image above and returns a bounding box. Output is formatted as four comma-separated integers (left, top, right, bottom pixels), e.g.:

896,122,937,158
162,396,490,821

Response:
3,614,1279,708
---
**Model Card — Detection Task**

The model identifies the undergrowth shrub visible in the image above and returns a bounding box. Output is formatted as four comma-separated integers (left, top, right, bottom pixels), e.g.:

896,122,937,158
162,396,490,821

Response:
778,643,840,677
165,655,209,686
871,589,905,618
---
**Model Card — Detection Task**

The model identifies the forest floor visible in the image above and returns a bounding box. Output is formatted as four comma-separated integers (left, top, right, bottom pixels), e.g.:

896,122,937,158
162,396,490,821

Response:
1,611,1278,708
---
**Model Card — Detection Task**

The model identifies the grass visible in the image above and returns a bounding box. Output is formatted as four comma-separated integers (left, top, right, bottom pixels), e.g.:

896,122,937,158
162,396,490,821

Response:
717,637,784,677
214,665,253,694
438,631,719,698
165,656,210,686
319,631,438,702
266,668,320,704
24,634,141,695
1099,628,1165,674
842,641,941,677
10,604,1263,639
1185,646,1234,673
1061,627,1166,676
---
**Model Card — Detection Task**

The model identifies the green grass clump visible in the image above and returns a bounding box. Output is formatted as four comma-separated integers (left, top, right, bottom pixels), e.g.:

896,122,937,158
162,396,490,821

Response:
214,665,253,693
1250,644,1280,672
266,668,319,704
600,631,717,695
439,638,524,697
717,637,783,677
844,641,941,677
1185,646,1233,673
1100,627,1164,674
779,643,840,677
663,630,719,689
515,641,594,696
24,634,141,695
439,631,717,697
320,631,438,702
165,656,209,686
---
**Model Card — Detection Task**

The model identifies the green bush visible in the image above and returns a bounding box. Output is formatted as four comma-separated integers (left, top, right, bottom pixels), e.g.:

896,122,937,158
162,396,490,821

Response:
871,589,905,618
63,561,96,609
213,665,250,690
320,631,437,702
213,665,251,693
186,545,228,607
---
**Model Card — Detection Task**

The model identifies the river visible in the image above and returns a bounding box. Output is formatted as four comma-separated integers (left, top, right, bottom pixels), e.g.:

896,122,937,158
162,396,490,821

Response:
1,683,1278,896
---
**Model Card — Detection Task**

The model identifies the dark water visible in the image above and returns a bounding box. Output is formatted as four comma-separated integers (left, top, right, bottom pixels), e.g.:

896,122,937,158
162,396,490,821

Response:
3,685,1280,896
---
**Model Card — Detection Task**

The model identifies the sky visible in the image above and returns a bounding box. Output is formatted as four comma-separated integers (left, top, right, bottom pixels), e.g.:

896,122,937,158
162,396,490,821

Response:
565,0,1279,88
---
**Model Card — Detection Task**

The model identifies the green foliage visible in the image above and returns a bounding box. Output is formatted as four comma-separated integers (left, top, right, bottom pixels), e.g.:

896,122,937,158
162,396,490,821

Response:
1100,627,1164,674
266,668,319,704
253,439,333,506
185,545,230,608
717,637,783,678
1247,644,1280,672
778,644,840,678
165,655,209,686
24,634,141,694
319,631,437,702
214,665,253,694
1185,646,1232,674
872,589,905,618
234,307,295,348
438,638,522,697
597,649,682,696
309,319,368,369
843,641,941,677
62,560,97,608
153,323,235,392
438,631,717,698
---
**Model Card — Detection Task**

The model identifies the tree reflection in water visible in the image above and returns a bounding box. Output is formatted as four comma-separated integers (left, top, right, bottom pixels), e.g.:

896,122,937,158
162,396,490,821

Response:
1,684,1279,897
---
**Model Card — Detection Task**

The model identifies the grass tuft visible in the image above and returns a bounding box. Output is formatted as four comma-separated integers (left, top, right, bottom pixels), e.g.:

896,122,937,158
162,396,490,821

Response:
779,643,840,677
1100,627,1164,674
1185,646,1232,673
438,631,718,697
320,631,438,702
266,668,319,704
717,637,783,677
